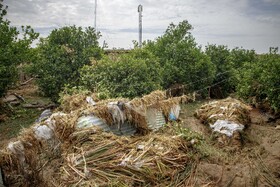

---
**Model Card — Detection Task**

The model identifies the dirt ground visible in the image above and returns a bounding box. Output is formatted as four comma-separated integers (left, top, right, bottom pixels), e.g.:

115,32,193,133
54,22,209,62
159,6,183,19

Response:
0,80,52,148
0,83,279,186
180,103,280,187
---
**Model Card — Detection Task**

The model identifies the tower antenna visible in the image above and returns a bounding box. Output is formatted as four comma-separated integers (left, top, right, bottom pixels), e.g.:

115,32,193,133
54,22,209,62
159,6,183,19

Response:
94,0,97,31
138,5,143,48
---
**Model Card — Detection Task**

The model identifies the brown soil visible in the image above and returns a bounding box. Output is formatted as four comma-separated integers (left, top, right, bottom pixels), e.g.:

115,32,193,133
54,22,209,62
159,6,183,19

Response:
180,104,280,187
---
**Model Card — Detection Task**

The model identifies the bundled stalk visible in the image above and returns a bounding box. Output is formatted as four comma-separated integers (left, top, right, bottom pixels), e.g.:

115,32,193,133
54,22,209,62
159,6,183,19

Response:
56,127,189,186
59,93,91,113
195,97,251,125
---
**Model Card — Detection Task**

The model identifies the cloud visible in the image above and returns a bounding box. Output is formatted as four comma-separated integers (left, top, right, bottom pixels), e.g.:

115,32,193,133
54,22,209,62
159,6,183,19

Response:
3,0,280,53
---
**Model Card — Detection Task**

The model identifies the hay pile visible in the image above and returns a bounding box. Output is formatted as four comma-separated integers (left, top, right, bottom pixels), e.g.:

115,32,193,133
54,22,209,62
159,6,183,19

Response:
195,97,251,148
0,90,196,186
57,128,190,186
59,93,97,113
195,97,251,126
0,124,191,186
62,90,194,134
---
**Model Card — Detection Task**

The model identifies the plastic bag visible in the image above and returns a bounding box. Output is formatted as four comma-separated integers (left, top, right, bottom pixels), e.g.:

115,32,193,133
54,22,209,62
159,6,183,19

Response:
34,125,54,140
169,105,181,121
210,119,244,137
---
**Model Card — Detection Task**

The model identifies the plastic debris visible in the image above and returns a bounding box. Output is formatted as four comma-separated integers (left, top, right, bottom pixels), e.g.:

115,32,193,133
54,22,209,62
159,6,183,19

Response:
210,119,244,137
107,102,126,128
36,109,52,123
169,105,181,121
86,96,96,106
34,125,54,140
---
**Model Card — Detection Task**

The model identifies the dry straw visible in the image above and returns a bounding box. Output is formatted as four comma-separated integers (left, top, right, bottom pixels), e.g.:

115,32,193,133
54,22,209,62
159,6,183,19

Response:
0,90,195,186
195,97,251,126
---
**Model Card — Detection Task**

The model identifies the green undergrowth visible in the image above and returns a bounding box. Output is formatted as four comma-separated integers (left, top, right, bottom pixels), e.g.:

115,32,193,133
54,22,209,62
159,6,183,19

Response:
0,94,52,142
0,104,41,140
173,123,228,162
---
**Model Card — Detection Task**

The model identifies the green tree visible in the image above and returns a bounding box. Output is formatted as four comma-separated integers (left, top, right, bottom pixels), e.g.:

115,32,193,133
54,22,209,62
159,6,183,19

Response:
0,0,39,97
228,47,256,69
205,44,232,98
237,54,280,112
145,20,216,93
79,49,162,98
205,45,257,98
32,26,103,101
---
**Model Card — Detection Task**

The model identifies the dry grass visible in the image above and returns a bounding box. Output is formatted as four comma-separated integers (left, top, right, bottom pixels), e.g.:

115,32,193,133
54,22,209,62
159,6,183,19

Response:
0,90,197,186
56,127,190,186
195,97,251,126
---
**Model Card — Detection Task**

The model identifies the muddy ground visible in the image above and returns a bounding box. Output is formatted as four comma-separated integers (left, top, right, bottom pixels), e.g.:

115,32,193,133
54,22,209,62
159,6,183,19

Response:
0,82,279,186
180,103,280,187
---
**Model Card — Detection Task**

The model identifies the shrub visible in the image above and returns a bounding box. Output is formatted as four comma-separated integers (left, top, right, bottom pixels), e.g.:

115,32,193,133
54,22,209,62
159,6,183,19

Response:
205,45,257,98
79,49,162,98
32,26,102,101
237,54,280,112
0,1,39,97
145,20,216,93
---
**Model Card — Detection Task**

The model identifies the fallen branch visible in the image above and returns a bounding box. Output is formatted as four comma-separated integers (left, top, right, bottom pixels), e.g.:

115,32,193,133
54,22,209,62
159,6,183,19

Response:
22,103,57,109
20,78,34,86
12,93,25,102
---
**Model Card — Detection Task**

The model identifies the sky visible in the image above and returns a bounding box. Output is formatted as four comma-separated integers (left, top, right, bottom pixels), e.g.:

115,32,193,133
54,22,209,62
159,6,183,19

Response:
3,0,280,53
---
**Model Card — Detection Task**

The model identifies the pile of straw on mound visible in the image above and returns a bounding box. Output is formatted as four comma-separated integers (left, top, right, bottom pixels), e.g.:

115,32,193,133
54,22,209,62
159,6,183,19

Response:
0,90,196,186
195,97,252,148
61,90,194,134
56,128,190,186
0,124,191,186
195,97,251,126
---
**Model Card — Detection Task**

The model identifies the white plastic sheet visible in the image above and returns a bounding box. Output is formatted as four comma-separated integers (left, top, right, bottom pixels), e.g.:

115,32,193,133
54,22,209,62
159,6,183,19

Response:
34,125,54,140
86,96,96,106
210,119,244,137
169,105,181,121
107,102,126,128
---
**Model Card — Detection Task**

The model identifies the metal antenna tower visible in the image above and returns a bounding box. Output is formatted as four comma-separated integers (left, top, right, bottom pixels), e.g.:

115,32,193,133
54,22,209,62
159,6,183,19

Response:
94,0,97,31
138,5,143,48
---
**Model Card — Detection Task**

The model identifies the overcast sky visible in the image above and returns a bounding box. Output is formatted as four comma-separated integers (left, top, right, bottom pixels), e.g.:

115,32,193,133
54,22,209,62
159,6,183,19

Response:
4,0,280,53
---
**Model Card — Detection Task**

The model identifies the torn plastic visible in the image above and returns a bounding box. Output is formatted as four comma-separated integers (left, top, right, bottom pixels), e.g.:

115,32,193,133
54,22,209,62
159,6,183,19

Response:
146,108,166,131
210,119,244,137
169,105,181,121
86,96,96,106
107,102,126,128
34,125,54,140
36,109,52,123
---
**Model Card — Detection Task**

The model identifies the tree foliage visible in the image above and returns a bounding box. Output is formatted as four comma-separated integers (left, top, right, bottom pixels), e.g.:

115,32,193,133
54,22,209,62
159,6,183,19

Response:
205,45,257,98
0,0,39,97
237,54,280,112
79,49,162,98
31,26,103,101
145,20,216,93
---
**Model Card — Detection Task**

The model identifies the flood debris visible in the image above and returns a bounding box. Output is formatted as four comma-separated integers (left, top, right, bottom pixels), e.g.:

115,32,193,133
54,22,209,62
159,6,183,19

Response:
0,91,196,186
195,97,252,147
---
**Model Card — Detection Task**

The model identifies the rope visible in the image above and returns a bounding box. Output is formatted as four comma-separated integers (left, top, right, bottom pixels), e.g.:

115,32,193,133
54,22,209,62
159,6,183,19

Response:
166,70,232,94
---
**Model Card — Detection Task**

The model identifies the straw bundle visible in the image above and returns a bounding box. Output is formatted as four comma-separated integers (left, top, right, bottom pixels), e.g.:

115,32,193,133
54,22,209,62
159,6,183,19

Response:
159,97,181,118
195,98,251,148
129,90,167,109
0,127,53,186
59,93,99,113
55,127,189,186
195,97,251,125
